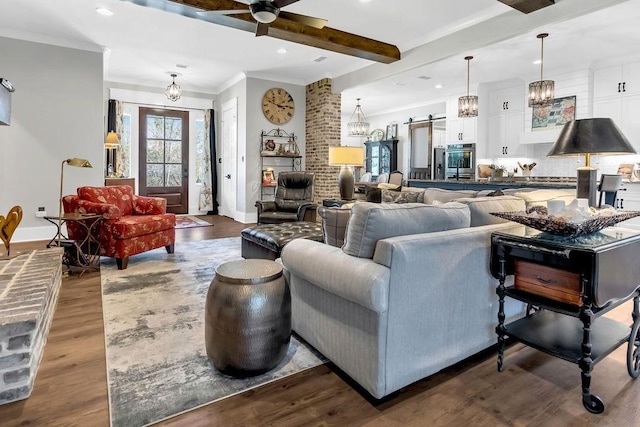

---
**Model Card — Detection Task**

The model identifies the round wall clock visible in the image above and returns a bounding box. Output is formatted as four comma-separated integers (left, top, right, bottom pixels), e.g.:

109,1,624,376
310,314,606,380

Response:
370,129,385,141
262,87,295,125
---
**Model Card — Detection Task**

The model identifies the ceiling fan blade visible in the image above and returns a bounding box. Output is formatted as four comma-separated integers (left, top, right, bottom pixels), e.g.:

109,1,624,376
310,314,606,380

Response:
197,9,249,16
278,11,326,29
272,0,301,8
255,22,269,36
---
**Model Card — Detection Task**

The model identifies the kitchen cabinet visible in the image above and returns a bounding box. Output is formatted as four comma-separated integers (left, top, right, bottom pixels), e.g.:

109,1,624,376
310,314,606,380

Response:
619,183,640,229
365,139,398,180
593,61,640,151
446,96,477,143
486,85,525,158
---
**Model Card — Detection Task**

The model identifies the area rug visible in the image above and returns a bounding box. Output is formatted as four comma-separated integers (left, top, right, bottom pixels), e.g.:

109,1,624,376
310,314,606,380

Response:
100,237,325,427
174,215,213,229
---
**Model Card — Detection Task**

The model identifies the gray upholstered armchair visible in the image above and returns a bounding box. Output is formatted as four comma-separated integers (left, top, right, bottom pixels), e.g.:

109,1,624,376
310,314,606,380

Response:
255,171,317,224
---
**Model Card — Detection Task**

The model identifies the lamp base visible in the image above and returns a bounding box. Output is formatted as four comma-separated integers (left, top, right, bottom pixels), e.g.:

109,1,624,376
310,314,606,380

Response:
577,167,597,207
338,166,355,201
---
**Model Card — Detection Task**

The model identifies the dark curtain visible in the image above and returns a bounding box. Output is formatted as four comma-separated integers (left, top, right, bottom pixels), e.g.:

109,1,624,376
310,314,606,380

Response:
107,99,117,132
208,109,219,215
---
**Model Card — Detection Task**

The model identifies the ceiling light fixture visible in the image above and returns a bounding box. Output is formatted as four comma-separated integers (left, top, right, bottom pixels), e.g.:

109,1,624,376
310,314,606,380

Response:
95,7,114,16
277,48,288,54
165,73,182,102
458,56,478,118
528,33,554,108
347,98,370,137
250,2,279,24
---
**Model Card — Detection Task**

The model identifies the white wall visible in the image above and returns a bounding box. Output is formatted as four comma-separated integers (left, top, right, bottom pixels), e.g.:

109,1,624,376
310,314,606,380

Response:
0,36,104,242
216,76,306,223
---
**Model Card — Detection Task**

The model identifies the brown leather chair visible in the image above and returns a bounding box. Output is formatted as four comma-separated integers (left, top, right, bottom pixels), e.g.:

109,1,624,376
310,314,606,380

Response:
255,171,317,224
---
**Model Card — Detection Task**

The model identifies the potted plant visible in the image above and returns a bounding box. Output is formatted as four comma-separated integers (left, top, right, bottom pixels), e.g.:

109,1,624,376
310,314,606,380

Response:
489,164,506,178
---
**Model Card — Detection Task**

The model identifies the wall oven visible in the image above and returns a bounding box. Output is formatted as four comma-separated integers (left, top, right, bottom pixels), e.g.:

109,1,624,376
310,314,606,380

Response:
445,143,476,180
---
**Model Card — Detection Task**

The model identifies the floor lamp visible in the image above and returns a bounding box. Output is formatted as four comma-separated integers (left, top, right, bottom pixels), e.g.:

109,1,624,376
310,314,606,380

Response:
329,146,364,200
57,158,93,246
547,118,636,207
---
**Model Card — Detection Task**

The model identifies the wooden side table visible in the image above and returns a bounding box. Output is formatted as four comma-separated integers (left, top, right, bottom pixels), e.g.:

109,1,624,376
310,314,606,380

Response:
490,227,640,413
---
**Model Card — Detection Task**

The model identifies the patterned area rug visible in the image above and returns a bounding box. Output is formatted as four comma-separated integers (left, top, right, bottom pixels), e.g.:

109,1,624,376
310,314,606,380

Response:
174,215,214,229
100,237,325,427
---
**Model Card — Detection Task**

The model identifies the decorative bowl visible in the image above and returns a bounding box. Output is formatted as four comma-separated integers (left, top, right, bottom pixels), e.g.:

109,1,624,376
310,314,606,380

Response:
490,211,640,237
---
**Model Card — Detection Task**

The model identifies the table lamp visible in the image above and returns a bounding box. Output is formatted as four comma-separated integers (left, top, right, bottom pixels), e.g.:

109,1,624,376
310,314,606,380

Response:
547,118,636,206
57,158,93,246
329,146,364,200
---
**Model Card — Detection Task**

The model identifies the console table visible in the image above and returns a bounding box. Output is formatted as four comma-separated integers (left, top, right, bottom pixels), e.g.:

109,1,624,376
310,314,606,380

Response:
490,227,640,413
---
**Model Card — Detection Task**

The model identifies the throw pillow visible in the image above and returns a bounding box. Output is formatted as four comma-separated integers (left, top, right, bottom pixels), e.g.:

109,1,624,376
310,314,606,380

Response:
365,185,382,203
382,190,421,204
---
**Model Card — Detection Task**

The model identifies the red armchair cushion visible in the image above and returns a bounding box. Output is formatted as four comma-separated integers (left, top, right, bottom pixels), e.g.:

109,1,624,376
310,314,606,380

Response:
111,214,176,239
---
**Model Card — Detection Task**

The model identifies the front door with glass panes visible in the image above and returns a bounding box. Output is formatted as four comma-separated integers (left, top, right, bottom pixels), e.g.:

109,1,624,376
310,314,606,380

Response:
139,107,189,214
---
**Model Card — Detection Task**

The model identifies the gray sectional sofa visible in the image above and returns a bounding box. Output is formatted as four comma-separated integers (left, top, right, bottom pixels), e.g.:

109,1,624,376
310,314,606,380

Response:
281,187,576,399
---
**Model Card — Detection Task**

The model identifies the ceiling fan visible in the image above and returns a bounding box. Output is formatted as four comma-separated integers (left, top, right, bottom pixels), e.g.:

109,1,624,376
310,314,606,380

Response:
121,0,400,64
199,0,328,37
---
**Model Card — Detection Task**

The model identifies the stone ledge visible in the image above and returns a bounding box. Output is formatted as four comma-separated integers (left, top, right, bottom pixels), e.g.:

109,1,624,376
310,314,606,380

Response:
0,248,63,405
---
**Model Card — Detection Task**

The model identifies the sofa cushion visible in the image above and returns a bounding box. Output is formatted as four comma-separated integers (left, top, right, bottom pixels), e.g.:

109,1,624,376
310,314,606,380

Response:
342,202,471,259
512,189,576,209
78,185,134,216
452,196,526,227
423,188,478,204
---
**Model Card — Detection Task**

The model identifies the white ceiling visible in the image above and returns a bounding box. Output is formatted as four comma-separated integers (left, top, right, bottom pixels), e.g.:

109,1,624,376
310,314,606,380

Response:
0,0,638,116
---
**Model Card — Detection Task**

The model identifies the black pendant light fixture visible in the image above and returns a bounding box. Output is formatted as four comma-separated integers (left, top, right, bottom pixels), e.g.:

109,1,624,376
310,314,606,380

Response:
458,56,478,118
528,33,554,108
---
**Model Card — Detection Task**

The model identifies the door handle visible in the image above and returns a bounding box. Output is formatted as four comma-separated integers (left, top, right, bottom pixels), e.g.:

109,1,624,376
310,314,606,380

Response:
505,101,509,110
182,169,188,178
622,82,626,92
618,82,622,93
225,174,231,179
503,102,506,110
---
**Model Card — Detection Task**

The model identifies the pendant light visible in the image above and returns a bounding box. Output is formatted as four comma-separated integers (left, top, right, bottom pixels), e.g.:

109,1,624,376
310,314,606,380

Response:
528,33,554,107
347,98,370,137
458,56,478,118
165,73,182,102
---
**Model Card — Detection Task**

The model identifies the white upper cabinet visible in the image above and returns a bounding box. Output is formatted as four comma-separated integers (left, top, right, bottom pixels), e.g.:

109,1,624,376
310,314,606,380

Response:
488,85,525,115
593,61,640,99
593,60,640,150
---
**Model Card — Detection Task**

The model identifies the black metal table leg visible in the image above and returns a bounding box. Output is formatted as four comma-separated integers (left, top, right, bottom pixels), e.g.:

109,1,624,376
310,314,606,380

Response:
496,257,507,372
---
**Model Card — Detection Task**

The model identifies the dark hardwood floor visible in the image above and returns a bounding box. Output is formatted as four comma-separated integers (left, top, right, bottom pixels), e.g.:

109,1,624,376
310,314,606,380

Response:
1,215,639,426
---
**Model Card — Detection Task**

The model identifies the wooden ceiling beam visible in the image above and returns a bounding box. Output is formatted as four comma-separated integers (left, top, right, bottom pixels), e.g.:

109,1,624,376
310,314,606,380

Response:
498,0,555,14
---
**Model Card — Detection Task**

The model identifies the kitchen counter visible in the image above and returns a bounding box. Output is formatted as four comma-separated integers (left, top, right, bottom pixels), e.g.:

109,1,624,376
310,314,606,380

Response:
408,178,576,191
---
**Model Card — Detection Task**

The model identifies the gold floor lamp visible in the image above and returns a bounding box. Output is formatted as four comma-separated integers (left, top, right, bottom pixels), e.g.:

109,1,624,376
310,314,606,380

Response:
57,158,93,246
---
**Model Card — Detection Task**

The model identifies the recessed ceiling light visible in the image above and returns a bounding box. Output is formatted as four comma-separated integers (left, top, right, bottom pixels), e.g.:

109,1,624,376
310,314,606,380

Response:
418,76,431,80
277,48,288,54
533,59,542,65
313,56,327,62
96,7,114,16
393,82,408,87
435,84,444,89
359,0,372,3
176,64,189,69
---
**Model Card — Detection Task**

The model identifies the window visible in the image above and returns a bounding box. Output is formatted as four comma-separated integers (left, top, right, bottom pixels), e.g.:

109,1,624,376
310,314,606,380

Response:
195,119,205,184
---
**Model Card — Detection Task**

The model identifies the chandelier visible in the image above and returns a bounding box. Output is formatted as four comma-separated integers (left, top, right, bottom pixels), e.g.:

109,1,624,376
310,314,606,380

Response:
528,33,554,108
458,56,478,118
165,73,182,102
347,98,370,137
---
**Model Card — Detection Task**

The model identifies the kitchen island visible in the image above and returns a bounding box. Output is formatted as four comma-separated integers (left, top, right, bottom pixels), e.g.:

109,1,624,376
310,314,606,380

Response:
408,177,576,191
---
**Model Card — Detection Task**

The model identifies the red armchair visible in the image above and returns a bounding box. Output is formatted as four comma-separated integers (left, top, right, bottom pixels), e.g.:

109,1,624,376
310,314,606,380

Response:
62,185,175,269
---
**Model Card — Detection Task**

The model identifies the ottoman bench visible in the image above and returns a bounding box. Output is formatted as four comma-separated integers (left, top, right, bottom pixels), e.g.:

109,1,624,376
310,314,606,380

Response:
241,221,324,260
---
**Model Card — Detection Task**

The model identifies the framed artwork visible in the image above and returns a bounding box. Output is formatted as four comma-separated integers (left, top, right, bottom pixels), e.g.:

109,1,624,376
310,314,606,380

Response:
532,95,576,130
262,169,275,185
386,123,398,139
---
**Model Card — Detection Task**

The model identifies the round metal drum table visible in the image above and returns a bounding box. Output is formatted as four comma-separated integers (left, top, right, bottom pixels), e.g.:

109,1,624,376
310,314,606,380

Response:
205,259,291,376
